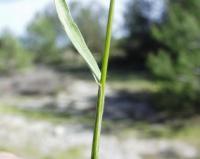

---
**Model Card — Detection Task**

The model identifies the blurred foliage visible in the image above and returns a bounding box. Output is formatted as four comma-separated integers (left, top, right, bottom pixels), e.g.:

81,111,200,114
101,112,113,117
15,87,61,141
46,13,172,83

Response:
24,2,105,67
25,5,65,66
0,0,199,116
125,0,154,37
72,2,106,54
0,31,33,74
148,0,200,114
122,0,165,69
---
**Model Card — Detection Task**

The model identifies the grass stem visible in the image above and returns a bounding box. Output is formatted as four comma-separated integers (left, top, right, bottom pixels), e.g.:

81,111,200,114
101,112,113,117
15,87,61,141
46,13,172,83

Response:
91,0,115,159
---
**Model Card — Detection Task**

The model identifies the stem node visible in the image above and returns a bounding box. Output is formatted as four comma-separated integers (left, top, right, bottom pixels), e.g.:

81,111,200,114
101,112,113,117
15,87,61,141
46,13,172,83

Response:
91,0,115,159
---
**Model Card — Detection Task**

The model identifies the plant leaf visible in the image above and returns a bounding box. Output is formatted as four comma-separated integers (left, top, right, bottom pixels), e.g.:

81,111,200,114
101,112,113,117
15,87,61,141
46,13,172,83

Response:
54,0,101,81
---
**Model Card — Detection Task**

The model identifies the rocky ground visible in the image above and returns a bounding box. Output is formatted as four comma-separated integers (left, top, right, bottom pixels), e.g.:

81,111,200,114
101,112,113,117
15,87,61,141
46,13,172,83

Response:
0,114,198,159
0,68,156,121
0,68,199,159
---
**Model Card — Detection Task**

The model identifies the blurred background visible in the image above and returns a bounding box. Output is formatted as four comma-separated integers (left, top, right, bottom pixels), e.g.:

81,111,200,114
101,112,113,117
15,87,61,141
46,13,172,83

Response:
0,0,200,158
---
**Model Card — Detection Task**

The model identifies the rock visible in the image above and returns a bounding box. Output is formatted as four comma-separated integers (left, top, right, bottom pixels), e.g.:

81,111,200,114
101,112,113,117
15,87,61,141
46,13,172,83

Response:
0,78,14,95
0,153,22,159
104,95,155,120
12,68,61,95
16,96,55,110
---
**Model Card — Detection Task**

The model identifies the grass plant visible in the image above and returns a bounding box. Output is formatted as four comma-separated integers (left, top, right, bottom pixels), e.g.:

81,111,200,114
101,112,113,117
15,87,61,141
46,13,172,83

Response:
54,0,115,158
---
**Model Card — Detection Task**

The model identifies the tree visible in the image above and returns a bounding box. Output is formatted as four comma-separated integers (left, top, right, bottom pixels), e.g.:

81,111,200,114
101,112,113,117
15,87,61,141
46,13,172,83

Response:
123,0,166,69
24,2,105,66
25,4,65,65
148,0,200,114
74,3,106,54
0,31,33,73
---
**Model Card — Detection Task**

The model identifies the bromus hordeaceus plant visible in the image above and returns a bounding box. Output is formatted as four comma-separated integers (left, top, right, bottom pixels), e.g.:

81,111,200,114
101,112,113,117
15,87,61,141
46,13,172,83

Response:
54,0,115,158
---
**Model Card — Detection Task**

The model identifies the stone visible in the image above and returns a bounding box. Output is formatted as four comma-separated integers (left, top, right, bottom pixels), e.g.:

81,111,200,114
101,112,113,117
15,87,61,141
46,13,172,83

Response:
0,153,22,159
12,68,61,95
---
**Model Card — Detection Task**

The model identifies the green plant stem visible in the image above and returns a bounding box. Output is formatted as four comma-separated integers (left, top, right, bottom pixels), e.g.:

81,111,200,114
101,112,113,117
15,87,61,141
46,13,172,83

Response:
91,0,115,159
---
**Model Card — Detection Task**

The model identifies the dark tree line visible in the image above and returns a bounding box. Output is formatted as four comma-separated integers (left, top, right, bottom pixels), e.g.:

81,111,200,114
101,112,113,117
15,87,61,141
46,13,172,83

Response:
123,0,200,114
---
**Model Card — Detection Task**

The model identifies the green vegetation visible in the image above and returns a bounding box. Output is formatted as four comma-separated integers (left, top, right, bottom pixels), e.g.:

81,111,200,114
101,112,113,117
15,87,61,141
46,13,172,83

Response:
122,0,199,116
109,72,159,93
55,0,101,81
0,145,83,159
55,0,114,159
73,2,105,54
122,0,161,68
0,0,199,116
0,31,33,73
147,0,200,115
0,0,200,158
0,103,70,123
25,7,65,66
91,1,115,158
24,2,105,68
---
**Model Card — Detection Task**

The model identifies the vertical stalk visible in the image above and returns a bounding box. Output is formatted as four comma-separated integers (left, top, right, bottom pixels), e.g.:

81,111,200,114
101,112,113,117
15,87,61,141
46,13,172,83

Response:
91,0,115,159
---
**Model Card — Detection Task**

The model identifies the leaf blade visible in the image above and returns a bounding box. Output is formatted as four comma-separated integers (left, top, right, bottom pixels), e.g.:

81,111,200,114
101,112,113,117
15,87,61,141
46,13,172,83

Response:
55,0,101,81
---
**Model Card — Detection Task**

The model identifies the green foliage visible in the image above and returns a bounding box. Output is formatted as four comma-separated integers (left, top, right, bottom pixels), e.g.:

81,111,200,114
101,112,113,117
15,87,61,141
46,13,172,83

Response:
25,7,65,65
151,3,200,54
148,0,200,114
73,2,105,54
55,0,114,158
124,0,151,37
148,51,175,80
0,31,33,73
122,0,164,69
25,2,105,68
55,0,101,81
150,51,200,114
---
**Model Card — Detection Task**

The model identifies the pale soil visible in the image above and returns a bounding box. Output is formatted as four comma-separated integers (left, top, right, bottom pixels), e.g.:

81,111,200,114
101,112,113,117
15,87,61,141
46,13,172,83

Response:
0,68,199,159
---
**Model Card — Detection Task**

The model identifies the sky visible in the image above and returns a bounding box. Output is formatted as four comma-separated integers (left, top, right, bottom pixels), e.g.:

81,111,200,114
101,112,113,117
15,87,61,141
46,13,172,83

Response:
0,0,126,37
